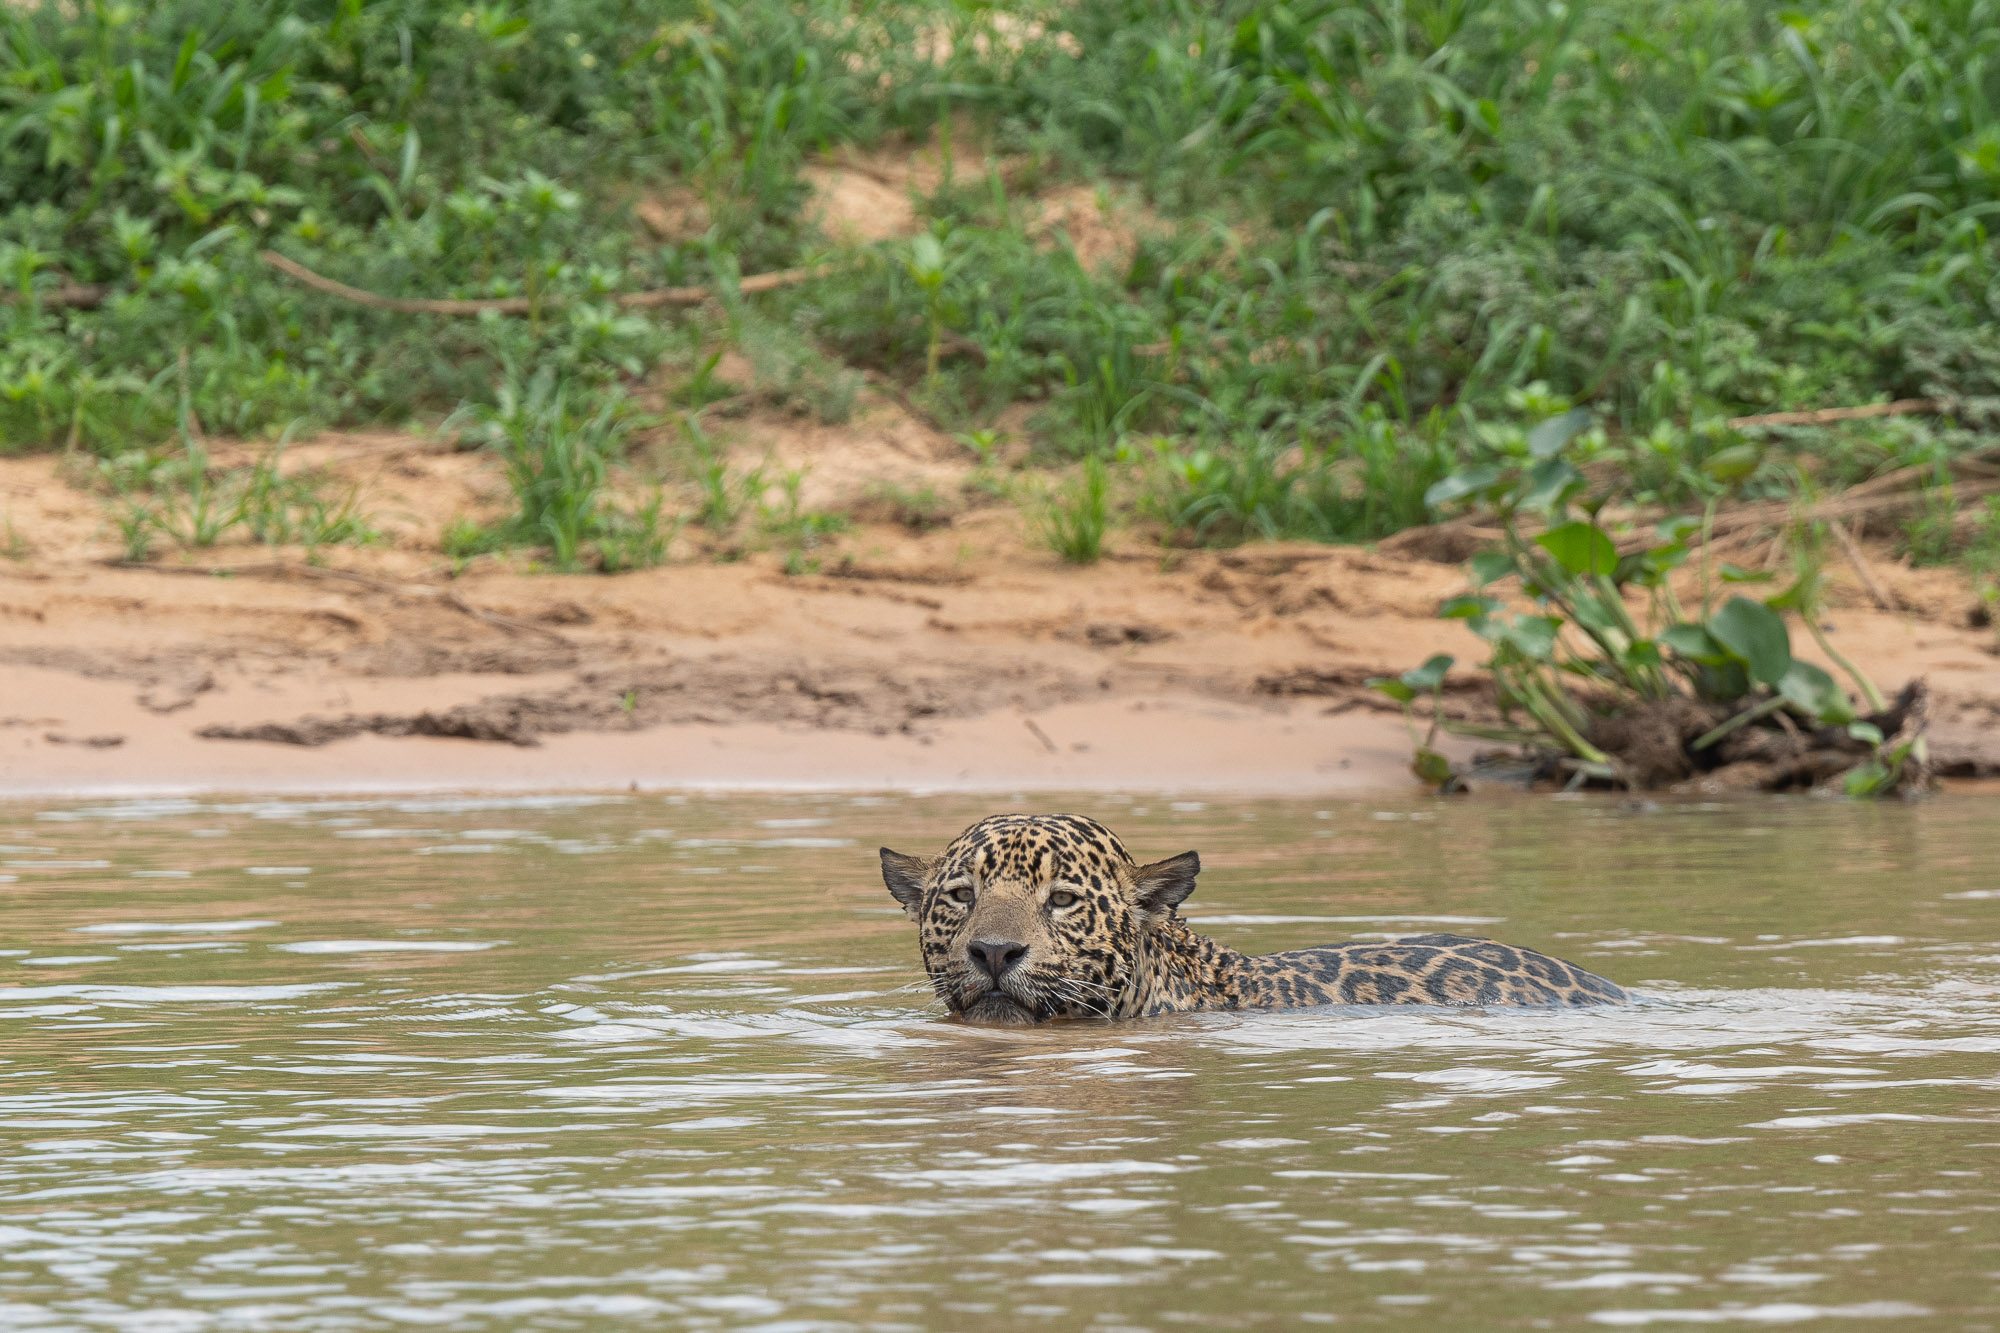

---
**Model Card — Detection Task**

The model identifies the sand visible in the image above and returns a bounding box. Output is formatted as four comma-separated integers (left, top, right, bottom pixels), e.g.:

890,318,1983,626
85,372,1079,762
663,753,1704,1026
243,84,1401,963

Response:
4,394,1998,799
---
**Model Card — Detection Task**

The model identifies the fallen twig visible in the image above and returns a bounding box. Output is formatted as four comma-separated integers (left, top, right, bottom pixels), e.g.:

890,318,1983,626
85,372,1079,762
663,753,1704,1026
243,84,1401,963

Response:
1829,520,1901,613
8,253,832,315
438,588,572,643
1613,447,2000,556
1727,398,1939,429
257,250,831,316
3,282,114,310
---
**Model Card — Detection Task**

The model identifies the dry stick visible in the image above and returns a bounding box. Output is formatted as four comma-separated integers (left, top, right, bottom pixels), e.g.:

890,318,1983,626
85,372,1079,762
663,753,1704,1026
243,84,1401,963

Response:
256,250,830,315
1022,717,1059,754
1614,473,2000,556
2,283,114,310
1727,398,1939,429
1828,519,1901,613
13,253,830,315
46,283,108,309
108,559,573,645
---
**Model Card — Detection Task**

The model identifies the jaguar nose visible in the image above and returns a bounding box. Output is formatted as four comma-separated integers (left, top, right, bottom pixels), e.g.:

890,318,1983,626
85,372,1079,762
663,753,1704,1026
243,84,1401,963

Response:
967,938,1028,980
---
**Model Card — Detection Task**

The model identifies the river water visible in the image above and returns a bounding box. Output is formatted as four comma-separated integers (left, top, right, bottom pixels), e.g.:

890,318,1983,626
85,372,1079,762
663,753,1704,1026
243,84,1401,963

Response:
2,791,1997,1330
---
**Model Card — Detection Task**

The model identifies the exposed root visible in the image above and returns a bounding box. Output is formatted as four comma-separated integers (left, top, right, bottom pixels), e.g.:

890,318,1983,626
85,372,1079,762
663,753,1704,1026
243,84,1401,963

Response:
1584,696,1722,788
1567,679,1935,796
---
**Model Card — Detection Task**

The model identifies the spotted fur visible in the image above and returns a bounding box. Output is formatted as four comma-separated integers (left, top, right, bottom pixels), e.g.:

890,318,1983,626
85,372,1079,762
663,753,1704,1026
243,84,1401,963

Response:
879,813,1627,1025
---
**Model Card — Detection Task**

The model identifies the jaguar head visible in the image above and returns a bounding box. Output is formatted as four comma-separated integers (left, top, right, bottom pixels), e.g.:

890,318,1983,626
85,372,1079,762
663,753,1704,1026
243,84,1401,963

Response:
879,813,1200,1025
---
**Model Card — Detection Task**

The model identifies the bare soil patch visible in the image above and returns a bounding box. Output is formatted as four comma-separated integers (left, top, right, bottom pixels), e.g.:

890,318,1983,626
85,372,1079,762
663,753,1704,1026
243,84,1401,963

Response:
4,427,1998,795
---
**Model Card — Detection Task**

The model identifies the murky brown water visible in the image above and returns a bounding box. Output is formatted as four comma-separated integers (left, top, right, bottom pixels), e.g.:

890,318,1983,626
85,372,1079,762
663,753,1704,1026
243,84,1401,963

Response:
3,791,1999,1329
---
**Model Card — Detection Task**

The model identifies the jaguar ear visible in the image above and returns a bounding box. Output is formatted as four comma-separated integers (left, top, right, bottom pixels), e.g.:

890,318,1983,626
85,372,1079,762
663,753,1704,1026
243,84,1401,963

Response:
1133,850,1201,920
879,848,934,922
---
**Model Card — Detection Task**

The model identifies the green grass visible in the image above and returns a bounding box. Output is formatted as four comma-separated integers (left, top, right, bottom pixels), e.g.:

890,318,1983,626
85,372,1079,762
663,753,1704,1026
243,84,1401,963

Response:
6,0,1999,559
442,366,669,571
95,436,379,560
760,468,849,574
1038,455,1112,563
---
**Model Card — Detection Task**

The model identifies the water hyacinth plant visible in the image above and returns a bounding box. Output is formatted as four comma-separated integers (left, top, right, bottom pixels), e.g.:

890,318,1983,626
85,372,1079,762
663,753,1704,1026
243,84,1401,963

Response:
1376,411,1930,797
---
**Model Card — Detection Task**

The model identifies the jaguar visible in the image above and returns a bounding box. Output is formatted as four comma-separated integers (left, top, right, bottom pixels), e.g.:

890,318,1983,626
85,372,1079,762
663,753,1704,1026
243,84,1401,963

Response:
880,813,1627,1025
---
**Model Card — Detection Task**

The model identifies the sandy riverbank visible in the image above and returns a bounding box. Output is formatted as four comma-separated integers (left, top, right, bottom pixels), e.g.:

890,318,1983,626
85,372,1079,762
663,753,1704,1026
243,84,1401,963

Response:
4,411,1999,798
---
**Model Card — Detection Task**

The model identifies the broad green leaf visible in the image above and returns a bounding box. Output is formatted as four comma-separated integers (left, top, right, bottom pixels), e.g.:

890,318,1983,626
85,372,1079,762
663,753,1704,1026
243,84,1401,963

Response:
1777,660,1853,724
1401,654,1455,692
1847,720,1885,746
1536,520,1618,576
1520,457,1583,511
1717,563,1776,583
1412,748,1455,787
1702,443,1761,483
1616,541,1688,587
1526,407,1593,459
1765,576,1812,612
1440,594,1503,620
1424,465,1503,509
1661,622,1730,665
1708,596,1793,685
1503,615,1561,661
1467,549,1516,587
1845,761,1892,797
1367,677,1416,704
1694,659,1753,704
1626,640,1663,668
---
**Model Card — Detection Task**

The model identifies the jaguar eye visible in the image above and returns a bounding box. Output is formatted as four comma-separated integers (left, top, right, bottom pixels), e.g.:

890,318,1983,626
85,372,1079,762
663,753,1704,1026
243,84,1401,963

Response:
1047,890,1080,909
945,884,975,904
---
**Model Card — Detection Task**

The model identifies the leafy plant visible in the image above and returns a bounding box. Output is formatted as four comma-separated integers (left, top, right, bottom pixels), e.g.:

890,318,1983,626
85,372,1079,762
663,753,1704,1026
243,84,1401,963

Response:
1383,410,1923,794
905,232,954,387
685,420,765,535
237,438,376,554
597,492,678,573
450,366,668,572
760,467,847,574
1037,454,1111,564
865,482,958,533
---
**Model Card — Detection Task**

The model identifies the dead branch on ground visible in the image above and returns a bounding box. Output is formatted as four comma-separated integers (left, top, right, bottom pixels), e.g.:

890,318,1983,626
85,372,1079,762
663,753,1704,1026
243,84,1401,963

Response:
257,250,831,315
1727,398,1939,429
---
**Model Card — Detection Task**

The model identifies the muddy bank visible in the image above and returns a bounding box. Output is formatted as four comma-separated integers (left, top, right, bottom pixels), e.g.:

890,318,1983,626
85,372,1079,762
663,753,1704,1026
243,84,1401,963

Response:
3,662,1436,797
3,437,1999,797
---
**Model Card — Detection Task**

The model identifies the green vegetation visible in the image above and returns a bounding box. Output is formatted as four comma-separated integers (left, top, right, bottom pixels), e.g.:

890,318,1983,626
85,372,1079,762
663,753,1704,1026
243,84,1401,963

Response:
1038,455,1111,563
5,0,1998,567
101,442,378,561
94,385,378,561
1376,413,1929,795
444,368,668,571
760,467,848,574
